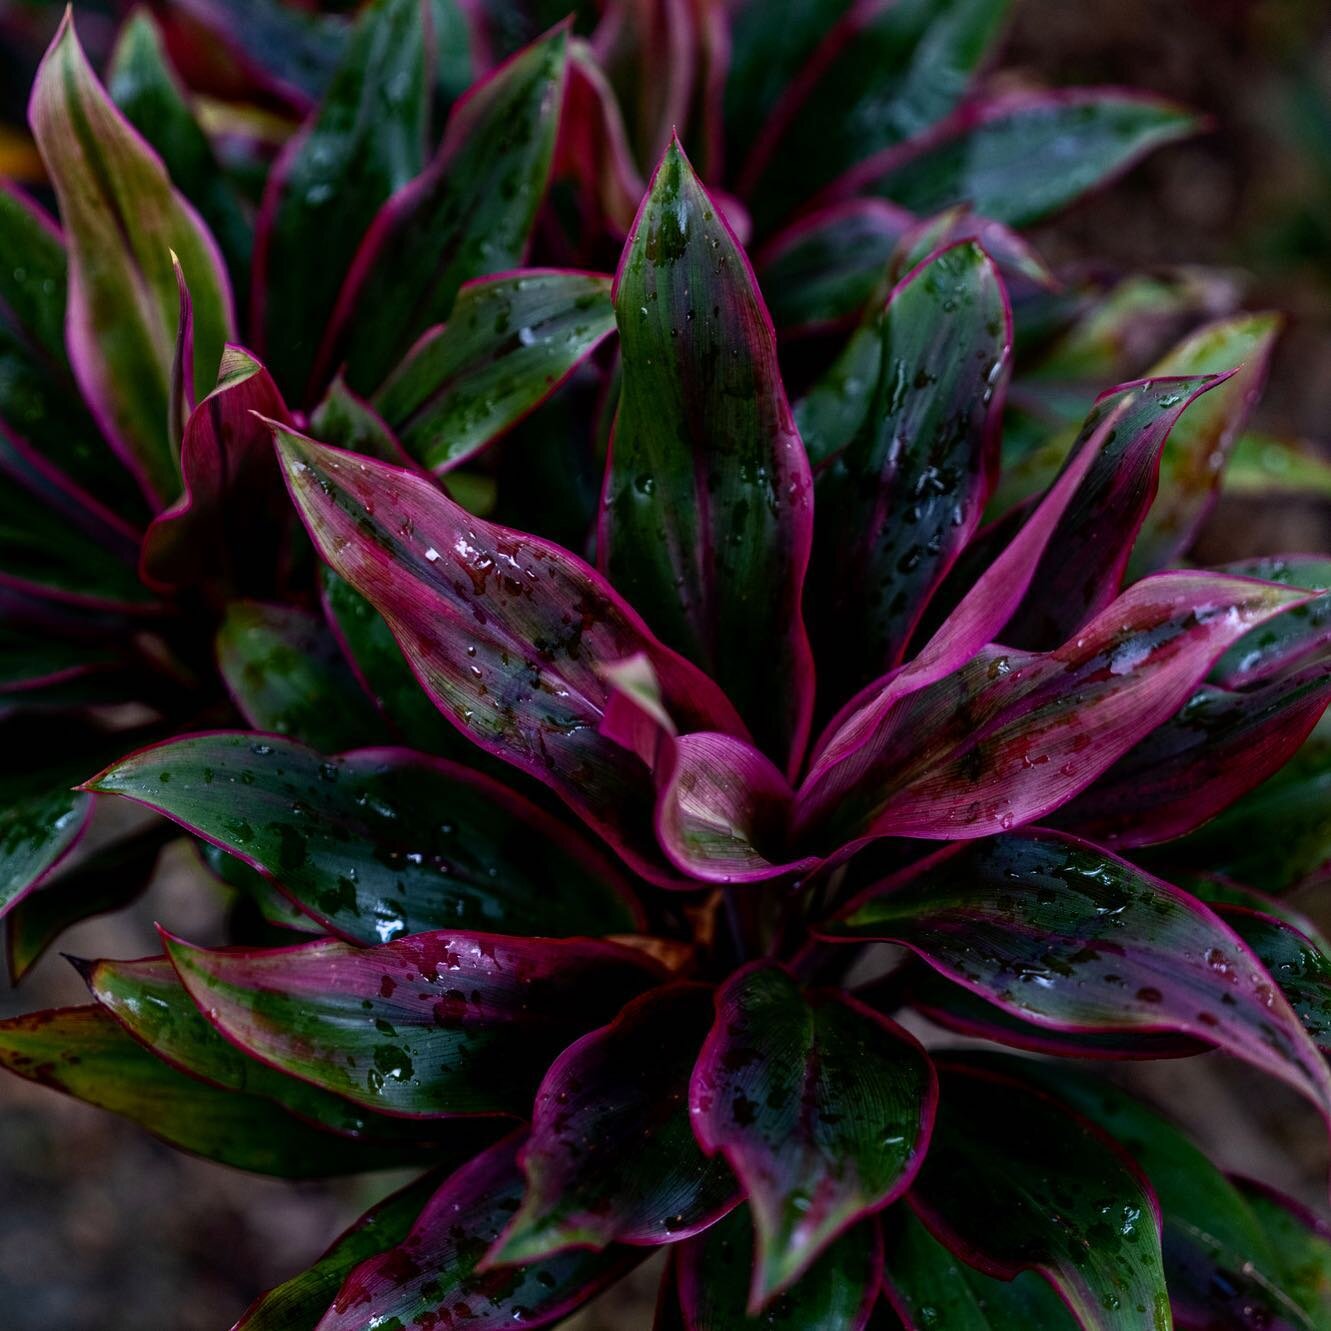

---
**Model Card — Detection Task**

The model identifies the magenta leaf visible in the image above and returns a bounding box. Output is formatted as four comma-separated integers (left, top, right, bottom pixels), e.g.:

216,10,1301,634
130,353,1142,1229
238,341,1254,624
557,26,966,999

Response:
676,1205,881,1331
1211,556,1331,688
28,11,234,506
889,205,1058,293
603,138,814,769
275,426,746,882
907,1060,1168,1331
140,346,293,593
799,572,1306,846
807,241,1011,701
316,24,570,395
314,1132,640,1331
87,731,642,942
162,928,663,1116
689,963,936,1302
824,830,1331,1132
0,1004,421,1176
374,269,616,473
488,983,738,1261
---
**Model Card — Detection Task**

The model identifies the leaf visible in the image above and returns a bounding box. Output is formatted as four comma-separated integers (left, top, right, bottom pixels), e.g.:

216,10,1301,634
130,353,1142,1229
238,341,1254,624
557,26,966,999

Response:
199,839,320,935
106,8,251,287
28,11,234,505
275,426,745,883
254,0,431,401
488,983,738,1260
854,90,1202,227
689,964,935,1301
375,269,616,472
756,199,915,335
0,1005,420,1176
314,1132,639,1331
234,1173,440,1331
603,138,814,767
1224,432,1331,501
308,374,415,466
1127,313,1281,578
317,24,569,395
826,830,1331,1132
807,241,1010,701
86,953,501,1151
888,205,1058,292
798,572,1307,846
676,1205,881,1331
1236,1180,1331,1328
997,374,1225,651
908,1060,1169,1331
741,0,1013,230
1211,556,1331,688
139,346,293,594
216,601,385,751
162,928,663,1116
881,1208,1078,1330
88,731,641,943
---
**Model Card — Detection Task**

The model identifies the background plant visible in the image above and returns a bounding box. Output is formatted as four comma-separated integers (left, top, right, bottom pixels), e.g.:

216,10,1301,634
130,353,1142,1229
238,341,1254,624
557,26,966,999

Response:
1,1,1330,1328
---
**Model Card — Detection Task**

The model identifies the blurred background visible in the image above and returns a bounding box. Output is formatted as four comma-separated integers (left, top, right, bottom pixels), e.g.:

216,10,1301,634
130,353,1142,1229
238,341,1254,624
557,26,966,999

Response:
2,0,1331,1325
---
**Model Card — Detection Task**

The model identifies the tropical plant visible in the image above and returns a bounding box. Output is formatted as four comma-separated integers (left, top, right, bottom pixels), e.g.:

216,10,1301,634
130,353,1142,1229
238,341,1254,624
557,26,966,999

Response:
2,2,1330,1328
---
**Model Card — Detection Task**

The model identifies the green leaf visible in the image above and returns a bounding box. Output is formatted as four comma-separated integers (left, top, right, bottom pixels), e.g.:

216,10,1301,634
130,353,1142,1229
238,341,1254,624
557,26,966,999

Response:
1223,432,1331,501
375,269,616,472
256,0,431,400
28,11,234,504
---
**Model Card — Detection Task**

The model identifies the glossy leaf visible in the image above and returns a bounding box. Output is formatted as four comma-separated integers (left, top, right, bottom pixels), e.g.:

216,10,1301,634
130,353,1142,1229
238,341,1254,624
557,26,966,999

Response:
375,269,616,472
826,830,1331,1130
798,572,1306,845
88,731,640,943
742,0,1012,229
881,1208,1077,1331
314,1132,639,1331
689,964,935,1300
490,983,738,1260
140,346,293,593
603,138,814,766
908,1060,1168,1331
852,90,1201,227
28,12,234,504
676,1204,881,1331
106,9,251,286
0,1005,418,1176
275,427,745,883
318,25,569,395
808,242,1010,699
234,1172,439,1331
254,0,430,400
756,199,915,335
1210,556,1331,688
162,929,663,1116
216,602,385,751
888,205,1058,292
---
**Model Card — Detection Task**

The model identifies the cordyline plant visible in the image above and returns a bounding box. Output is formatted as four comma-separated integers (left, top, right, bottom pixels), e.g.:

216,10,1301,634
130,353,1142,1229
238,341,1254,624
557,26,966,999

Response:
3,1,1331,1328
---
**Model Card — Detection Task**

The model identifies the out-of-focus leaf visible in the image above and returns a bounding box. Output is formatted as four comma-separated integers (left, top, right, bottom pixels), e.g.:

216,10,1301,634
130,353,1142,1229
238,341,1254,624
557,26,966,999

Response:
1235,1180,1331,1328
375,269,615,472
106,9,251,286
1223,432,1331,501
275,428,745,883
742,0,1012,230
603,139,814,767
0,1005,420,1176
140,346,292,594
676,1205,880,1329
798,573,1306,845
489,983,737,1261
28,12,234,505
318,25,569,395
853,90,1201,227
313,1132,639,1331
908,1060,1168,1331
88,732,641,943
162,929,663,1116
1126,313,1281,578
689,963,934,1299
254,0,430,401
808,241,1010,700
216,602,385,750
825,830,1331,1133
